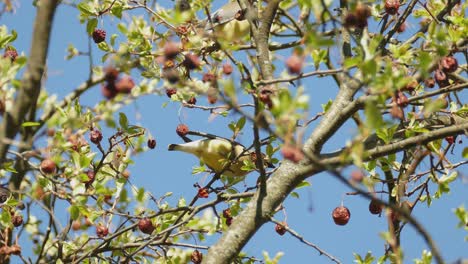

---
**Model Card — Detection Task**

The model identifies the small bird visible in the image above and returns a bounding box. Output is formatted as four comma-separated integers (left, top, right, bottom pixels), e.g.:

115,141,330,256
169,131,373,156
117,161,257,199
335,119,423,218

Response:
199,1,255,43
168,138,272,177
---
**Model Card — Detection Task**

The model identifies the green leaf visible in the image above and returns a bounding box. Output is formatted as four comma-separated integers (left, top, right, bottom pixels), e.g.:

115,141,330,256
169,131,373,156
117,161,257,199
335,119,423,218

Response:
462,147,468,158
69,205,80,220
295,180,311,189
77,2,95,16
364,101,384,130
119,112,129,130
321,99,333,113
86,19,98,35
290,192,299,198
21,121,40,127
97,42,110,52
237,116,246,131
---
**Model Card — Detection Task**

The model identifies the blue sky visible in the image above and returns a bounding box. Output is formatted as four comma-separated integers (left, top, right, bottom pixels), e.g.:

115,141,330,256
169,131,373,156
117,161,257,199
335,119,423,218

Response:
2,1,467,263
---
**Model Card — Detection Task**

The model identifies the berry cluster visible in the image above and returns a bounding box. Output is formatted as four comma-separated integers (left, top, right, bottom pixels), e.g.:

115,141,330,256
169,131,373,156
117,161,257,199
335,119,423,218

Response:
101,67,135,99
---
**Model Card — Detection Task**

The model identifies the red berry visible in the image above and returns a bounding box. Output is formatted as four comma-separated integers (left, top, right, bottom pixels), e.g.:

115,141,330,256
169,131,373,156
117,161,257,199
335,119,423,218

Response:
138,218,155,234
92,29,106,43
176,124,189,137
122,170,130,179
207,88,218,104
397,23,406,33
275,222,287,236
222,63,233,75
84,170,95,186
445,136,455,144
332,206,351,226
40,159,56,174
225,217,233,226
183,53,201,70
115,76,135,94
202,72,216,84
72,220,82,231
101,84,117,99
165,88,177,98
424,78,435,88
440,56,458,73
147,138,156,149
384,0,400,15
258,89,273,108
3,46,18,62
191,250,203,264
187,97,197,105
96,225,109,238
90,129,103,144
281,145,304,163
104,67,119,83
12,215,23,227
197,188,209,198
369,199,383,215
163,42,181,60
285,54,303,74
350,170,364,183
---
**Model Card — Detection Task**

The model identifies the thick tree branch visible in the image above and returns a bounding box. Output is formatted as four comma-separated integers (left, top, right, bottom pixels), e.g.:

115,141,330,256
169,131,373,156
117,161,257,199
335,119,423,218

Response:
0,0,59,164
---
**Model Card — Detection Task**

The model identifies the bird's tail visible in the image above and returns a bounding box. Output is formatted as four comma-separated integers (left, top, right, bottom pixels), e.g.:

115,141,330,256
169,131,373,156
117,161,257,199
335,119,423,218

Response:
168,144,179,151
167,142,199,154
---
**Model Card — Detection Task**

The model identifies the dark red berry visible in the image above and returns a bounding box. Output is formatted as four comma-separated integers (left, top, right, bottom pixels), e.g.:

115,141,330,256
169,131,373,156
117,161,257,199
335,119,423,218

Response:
286,54,303,74
222,63,233,75
163,42,181,60
384,0,400,15
41,159,56,174
104,67,119,83
3,46,18,62
191,250,203,264
12,215,23,227
183,53,201,70
176,124,189,137
332,206,351,226
187,97,197,105
275,222,287,236
441,56,458,73
445,136,455,144
96,225,109,238
92,29,106,43
147,138,156,149
223,208,232,219
434,69,449,87
138,218,155,234
197,188,209,198
163,68,180,84
165,88,177,98
281,145,304,163
90,129,103,144
369,199,383,215
424,78,435,88
115,76,135,94
344,13,358,28
101,84,117,99
225,217,233,226
397,23,406,33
